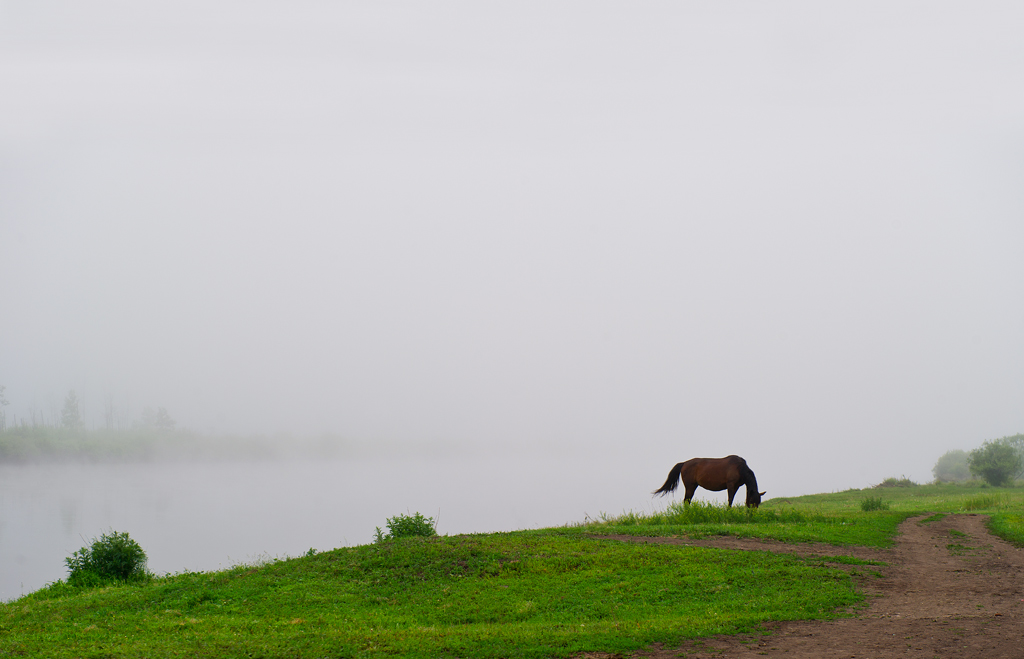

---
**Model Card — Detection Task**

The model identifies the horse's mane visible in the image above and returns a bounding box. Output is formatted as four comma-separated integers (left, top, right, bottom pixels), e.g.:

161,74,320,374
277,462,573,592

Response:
738,460,756,485
738,460,760,501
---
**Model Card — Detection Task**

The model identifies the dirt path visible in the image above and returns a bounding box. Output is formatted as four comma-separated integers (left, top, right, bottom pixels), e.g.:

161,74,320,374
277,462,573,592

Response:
594,514,1024,658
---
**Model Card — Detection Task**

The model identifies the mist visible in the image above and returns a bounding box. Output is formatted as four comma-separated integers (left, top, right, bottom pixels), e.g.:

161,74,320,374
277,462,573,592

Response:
3,2,1024,494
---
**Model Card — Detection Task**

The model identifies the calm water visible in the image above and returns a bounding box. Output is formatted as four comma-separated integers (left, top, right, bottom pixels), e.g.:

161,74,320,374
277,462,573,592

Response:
0,454,684,601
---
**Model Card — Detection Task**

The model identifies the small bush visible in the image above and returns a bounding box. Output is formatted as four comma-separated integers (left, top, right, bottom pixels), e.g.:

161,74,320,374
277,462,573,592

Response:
374,512,437,543
860,497,889,511
874,476,917,488
65,530,151,586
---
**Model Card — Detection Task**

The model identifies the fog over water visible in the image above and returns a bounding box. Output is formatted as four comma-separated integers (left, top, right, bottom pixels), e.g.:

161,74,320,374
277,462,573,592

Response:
2,1,1024,568
2,452,665,600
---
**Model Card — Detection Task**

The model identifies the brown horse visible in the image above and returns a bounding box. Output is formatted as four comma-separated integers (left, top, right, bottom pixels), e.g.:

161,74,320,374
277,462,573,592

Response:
653,455,765,508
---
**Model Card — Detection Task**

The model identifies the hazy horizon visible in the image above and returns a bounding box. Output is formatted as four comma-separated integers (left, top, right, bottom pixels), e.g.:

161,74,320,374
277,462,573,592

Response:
3,2,1024,491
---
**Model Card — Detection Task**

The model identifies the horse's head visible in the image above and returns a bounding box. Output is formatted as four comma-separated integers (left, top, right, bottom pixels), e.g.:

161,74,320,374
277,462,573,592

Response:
746,490,766,508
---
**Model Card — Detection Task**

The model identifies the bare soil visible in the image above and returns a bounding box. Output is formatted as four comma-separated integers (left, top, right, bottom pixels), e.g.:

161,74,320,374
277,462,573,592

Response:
590,514,1024,658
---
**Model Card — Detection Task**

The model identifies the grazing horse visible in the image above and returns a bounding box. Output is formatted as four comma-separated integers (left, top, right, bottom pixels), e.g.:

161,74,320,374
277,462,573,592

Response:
653,455,765,508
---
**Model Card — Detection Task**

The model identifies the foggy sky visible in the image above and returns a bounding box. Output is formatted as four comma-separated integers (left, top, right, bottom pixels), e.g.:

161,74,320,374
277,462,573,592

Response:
2,2,1023,490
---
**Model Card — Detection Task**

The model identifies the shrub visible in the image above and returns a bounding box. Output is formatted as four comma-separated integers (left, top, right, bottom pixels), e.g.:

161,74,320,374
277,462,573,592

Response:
860,497,889,511
374,512,437,543
968,440,1022,487
65,530,151,586
873,476,917,488
932,450,971,483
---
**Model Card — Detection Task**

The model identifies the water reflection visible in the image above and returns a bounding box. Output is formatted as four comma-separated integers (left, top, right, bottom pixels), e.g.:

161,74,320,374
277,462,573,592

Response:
1,454,676,601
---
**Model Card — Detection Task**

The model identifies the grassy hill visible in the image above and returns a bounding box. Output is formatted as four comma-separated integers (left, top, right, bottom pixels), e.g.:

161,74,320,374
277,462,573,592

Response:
2,482,1022,658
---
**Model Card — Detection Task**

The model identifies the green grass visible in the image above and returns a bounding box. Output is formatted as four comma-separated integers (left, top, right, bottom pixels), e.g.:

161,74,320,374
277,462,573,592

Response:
766,481,1024,513
2,534,861,658
561,499,910,547
567,483,1024,549
961,493,1002,511
5,481,1024,657
987,513,1024,547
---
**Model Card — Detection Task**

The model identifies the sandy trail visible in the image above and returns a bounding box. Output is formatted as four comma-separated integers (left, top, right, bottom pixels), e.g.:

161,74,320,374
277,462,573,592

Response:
591,513,1024,658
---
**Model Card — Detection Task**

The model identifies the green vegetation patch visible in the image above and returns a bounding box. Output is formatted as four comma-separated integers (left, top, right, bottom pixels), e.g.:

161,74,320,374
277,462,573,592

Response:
767,482,1024,525
570,482,1024,549
3,534,861,659
0,426,355,463
873,476,918,488
566,500,909,548
987,513,1024,548
946,542,977,556
64,530,152,587
968,438,1023,487
961,493,1002,511
859,497,889,512
374,511,438,543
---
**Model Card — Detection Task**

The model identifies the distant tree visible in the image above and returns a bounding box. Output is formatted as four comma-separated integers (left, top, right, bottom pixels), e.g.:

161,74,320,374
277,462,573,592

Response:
968,439,1022,487
137,407,156,429
154,407,176,431
999,433,1024,479
104,394,115,431
932,450,970,483
61,390,85,430
0,385,8,432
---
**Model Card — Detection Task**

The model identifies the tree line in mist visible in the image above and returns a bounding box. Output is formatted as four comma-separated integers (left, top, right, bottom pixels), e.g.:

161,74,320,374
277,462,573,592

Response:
0,384,439,463
0,386,175,434
3,384,1021,482
932,434,1024,487
0,385,275,462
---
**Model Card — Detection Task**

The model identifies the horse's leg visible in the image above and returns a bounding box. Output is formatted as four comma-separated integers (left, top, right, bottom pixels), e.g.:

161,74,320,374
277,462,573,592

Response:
683,481,698,505
726,485,738,507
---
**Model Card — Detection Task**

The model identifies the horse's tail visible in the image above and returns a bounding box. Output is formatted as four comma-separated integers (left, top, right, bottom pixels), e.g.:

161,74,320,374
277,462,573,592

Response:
653,462,685,496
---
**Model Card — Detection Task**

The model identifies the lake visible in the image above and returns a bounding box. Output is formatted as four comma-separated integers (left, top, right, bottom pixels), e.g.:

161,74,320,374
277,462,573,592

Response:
1,452,699,601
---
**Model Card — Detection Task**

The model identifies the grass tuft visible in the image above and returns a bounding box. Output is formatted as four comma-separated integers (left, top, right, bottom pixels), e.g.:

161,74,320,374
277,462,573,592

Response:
860,497,889,512
961,494,1001,511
